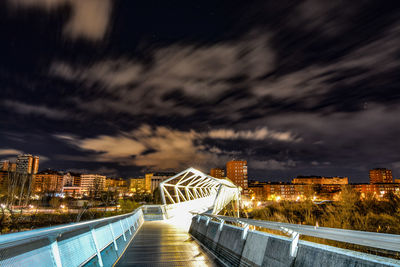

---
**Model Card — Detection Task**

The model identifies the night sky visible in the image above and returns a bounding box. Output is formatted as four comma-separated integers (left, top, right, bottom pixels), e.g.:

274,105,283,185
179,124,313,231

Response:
1,0,400,182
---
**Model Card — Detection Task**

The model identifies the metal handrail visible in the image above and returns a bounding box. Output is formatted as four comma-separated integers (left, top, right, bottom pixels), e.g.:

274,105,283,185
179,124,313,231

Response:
0,208,142,249
197,214,400,253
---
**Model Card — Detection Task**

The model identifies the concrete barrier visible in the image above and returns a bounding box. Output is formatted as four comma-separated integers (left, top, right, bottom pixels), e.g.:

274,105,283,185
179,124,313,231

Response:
189,216,400,267
204,221,222,253
294,240,400,267
215,224,247,266
240,231,269,267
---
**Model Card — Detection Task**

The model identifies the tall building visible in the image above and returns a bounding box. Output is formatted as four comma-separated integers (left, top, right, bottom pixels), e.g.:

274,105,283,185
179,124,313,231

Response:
63,173,74,187
0,160,10,171
144,173,152,192
129,177,146,193
62,172,82,196
369,168,393,184
226,160,248,189
210,168,225,178
0,171,8,192
292,176,348,185
16,154,39,174
149,172,177,192
80,174,106,194
34,170,64,193
106,178,128,193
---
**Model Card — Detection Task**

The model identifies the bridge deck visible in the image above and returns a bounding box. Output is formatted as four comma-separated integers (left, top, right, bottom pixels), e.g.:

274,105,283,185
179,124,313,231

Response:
115,221,219,267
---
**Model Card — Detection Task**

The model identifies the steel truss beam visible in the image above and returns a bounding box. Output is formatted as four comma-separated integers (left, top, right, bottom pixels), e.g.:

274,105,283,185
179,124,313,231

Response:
159,167,240,214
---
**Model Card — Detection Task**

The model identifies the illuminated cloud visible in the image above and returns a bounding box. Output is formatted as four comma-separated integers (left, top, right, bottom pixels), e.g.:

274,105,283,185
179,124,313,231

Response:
7,0,112,41
207,127,297,142
3,100,69,119
56,125,296,170
50,32,275,116
250,159,297,170
0,149,23,156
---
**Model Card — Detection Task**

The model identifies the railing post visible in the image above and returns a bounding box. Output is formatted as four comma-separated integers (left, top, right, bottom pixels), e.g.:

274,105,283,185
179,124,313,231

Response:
290,232,300,257
90,228,103,267
120,220,127,241
108,223,118,251
125,218,132,235
242,223,249,239
130,215,136,231
280,227,299,258
218,219,224,231
49,238,62,267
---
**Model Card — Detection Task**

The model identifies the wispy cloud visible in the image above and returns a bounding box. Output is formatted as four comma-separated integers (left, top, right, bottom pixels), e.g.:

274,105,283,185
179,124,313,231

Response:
207,127,297,142
3,100,69,119
249,159,297,170
50,32,275,116
0,149,23,156
7,0,112,41
54,125,295,170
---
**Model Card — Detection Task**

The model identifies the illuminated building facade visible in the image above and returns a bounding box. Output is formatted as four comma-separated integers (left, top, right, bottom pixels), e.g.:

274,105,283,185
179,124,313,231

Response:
369,168,393,183
144,173,152,192
80,174,106,193
149,172,177,192
353,183,400,198
106,178,128,193
210,168,225,178
129,178,146,193
16,154,39,174
292,176,348,185
0,160,10,171
0,171,7,192
226,160,248,189
34,170,64,193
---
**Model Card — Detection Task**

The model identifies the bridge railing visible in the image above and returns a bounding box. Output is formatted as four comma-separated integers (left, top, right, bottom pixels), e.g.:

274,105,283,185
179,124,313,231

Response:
190,214,400,267
197,213,400,253
0,208,144,267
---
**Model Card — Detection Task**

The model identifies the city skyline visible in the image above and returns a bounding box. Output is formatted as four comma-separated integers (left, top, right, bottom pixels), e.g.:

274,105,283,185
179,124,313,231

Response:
1,154,397,184
1,1,400,182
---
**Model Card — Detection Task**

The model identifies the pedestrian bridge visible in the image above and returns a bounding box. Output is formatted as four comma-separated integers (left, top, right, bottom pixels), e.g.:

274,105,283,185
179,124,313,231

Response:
1,168,400,266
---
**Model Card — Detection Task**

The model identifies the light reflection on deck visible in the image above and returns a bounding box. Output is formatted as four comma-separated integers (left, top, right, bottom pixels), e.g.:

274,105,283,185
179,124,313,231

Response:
115,221,219,267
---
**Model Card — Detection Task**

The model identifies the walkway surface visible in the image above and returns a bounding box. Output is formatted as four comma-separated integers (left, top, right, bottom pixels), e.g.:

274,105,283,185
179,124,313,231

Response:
115,221,219,267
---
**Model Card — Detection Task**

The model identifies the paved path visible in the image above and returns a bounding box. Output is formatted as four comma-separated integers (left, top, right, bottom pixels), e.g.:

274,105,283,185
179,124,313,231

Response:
115,221,219,267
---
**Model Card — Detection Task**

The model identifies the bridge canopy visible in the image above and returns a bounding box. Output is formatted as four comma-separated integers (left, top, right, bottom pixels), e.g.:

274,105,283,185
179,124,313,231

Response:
159,167,240,215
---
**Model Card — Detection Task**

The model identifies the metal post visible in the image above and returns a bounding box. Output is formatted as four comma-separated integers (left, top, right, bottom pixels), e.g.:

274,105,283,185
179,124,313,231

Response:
219,220,224,231
242,223,249,239
109,223,118,251
125,218,132,235
130,215,136,231
49,238,62,267
120,220,127,241
90,228,104,267
290,232,300,257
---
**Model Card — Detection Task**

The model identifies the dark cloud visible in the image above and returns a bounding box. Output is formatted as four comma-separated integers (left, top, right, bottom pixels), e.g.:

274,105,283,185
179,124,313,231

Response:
1,1,400,181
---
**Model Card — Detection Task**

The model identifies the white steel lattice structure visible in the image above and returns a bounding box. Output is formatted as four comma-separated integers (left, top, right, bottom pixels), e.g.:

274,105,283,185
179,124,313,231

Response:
159,167,241,215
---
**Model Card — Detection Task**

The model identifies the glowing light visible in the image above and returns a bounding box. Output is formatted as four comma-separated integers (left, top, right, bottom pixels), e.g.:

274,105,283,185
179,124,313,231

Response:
29,205,35,209
276,196,281,202
0,204,5,209
313,196,317,201
296,196,300,201
60,205,65,209
257,201,261,207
